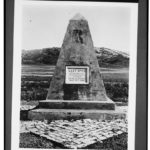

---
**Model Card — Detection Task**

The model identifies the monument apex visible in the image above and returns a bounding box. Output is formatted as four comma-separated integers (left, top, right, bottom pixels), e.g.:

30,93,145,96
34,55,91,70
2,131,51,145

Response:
71,13,86,20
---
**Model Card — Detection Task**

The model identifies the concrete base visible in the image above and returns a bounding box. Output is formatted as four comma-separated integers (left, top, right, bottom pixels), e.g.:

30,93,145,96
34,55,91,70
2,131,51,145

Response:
27,99,122,121
28,108,126,121
38,99,115,110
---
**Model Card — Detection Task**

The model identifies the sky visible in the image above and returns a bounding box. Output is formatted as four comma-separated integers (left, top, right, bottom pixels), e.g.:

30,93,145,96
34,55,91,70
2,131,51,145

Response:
22,1,135,53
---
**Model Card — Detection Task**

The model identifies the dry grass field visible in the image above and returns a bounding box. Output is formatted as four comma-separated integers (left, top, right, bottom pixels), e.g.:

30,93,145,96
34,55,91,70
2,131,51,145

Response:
21,65,129,103
22,65,129,80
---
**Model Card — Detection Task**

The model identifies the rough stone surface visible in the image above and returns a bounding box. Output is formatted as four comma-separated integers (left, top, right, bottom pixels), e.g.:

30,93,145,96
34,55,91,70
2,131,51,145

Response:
47,14,109,101
21,105,36,111
20,105,37,120
38,99,115,110
20,119,127,149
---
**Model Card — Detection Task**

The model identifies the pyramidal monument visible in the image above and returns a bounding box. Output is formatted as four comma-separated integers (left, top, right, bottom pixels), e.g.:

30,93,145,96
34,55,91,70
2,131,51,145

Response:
28,14,125,121
47,13,108,101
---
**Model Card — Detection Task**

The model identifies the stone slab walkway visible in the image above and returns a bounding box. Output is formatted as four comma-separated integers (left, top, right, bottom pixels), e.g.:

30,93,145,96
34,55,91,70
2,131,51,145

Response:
20,119,127,149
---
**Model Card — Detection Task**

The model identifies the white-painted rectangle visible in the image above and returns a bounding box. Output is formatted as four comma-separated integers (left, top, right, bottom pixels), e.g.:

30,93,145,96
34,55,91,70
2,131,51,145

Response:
65,66,89,84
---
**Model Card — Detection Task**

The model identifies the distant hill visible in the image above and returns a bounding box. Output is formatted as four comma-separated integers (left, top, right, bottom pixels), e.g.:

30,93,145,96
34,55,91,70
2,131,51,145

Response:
22,47,129,68
95,47,129,68
22,47,61,65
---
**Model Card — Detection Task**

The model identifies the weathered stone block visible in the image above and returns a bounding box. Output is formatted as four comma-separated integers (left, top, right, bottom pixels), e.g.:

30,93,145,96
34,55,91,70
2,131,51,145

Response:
28,109,126,121
38,100,115,110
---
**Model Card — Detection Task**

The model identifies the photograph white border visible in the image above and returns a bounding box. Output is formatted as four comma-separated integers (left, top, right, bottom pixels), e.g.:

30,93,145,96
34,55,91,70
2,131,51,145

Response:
11,1,138,150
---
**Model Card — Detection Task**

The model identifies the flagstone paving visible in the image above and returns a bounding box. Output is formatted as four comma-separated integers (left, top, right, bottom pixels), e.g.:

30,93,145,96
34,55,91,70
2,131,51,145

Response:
20,119,127,149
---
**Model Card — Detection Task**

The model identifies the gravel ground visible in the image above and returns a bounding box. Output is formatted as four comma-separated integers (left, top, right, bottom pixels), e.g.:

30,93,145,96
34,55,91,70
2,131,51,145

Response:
20,132,127,149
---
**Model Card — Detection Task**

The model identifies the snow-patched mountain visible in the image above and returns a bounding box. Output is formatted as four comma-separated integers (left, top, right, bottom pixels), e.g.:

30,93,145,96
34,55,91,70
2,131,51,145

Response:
22,47,129,68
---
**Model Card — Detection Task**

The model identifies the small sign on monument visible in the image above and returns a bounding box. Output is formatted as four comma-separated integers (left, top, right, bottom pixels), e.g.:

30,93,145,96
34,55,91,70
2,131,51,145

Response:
65,66,89,84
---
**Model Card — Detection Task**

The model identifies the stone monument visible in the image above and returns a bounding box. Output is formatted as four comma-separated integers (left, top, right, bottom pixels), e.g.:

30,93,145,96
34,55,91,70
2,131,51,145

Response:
28,14,126,121
47,13,108,101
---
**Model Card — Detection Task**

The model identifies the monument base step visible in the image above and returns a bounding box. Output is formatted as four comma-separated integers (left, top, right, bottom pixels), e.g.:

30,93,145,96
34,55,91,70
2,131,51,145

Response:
28,109,126,121
38,99,115,110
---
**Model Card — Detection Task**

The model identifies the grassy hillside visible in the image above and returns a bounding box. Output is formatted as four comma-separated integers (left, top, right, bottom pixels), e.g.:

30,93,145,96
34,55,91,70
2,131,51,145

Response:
22,47,129,68
22,47,61,65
